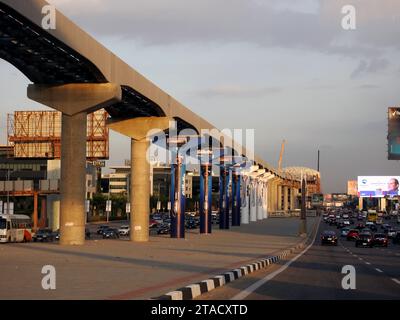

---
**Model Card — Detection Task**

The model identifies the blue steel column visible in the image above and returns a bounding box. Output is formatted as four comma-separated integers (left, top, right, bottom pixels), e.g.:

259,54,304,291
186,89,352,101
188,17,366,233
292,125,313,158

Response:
232,171,241,226
219,165,230,229
170,155,186,238
200,161,212,234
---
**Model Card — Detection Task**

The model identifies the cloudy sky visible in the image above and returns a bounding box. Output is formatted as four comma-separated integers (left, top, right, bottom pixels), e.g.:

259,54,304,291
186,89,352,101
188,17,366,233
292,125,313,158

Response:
1,0,400,193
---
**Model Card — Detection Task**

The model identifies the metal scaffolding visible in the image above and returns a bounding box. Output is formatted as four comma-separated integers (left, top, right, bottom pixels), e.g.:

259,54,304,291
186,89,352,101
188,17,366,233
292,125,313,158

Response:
8,109,109,160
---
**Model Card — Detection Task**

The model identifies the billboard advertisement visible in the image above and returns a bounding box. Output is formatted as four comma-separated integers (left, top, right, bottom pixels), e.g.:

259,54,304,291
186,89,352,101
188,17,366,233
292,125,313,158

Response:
311,193,323,206
347,180,358,196
388,107,400,160
357,176,400,197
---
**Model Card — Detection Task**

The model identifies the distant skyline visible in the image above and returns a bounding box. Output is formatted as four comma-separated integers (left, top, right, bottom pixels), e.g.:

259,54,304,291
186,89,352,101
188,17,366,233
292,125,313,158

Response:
1,0,400,193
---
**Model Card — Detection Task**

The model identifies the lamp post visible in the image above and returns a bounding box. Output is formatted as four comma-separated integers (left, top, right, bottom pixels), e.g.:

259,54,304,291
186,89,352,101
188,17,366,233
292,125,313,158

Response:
299,173,307,236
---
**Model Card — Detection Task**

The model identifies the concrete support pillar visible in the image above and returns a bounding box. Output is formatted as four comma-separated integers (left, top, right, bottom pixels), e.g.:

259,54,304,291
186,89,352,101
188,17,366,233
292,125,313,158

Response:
60,112,87,245
28,83,122,245
290,188,295,212
131,138,151,242
108,117,170,242
267,180,273,213
277,184,282,211
241,176,250,224
283,186,289,212
52,199,60,231
256,181,263,220
249,180,257,222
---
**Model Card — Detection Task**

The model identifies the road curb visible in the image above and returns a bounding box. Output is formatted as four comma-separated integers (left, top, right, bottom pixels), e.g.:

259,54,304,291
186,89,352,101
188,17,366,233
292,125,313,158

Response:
152,242,307,300
152,218,321,300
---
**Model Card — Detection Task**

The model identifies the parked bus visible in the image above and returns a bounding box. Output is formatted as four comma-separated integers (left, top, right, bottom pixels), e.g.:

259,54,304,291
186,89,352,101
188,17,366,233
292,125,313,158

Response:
0,214,33,243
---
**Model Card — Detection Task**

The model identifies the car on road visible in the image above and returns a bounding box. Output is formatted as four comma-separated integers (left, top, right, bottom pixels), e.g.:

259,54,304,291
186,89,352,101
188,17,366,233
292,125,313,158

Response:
386,228,397,238
321,230,338,246
102,228,120,239
33,229,55,242
372,233,388,247
157,223,170,235
97,225,110,235
118,225,130,236
355,233,373,248
356,223,365,230
149,219,159,228
393,232,400,244
341,227,350,237
347,229,359,241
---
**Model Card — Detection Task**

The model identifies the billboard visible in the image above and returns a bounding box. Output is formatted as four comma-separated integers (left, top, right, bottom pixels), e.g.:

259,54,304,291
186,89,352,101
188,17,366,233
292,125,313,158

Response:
347,180,358,196
388,107,400,160
357,176,400,197
311,193,323,206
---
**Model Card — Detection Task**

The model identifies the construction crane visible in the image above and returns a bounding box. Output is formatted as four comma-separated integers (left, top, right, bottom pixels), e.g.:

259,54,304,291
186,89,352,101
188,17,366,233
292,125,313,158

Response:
278,139,286,172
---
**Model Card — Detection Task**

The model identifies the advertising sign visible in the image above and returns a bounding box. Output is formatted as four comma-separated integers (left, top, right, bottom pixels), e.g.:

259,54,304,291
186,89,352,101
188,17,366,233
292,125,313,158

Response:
311,193,324,206
358,176,400,197
388,107,400,160
347,180,358,196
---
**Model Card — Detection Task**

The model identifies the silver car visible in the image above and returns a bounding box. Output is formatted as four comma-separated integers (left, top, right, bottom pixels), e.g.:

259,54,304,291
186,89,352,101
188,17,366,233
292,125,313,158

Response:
118,225,130,236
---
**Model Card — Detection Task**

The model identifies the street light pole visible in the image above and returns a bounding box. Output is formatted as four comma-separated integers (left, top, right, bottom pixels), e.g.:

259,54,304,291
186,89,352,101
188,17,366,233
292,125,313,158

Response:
6,169,10,215
299,174,307,236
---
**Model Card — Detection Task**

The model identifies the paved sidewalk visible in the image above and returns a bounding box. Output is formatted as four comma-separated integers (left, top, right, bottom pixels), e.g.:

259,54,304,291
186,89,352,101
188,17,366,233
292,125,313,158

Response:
0,217,317,300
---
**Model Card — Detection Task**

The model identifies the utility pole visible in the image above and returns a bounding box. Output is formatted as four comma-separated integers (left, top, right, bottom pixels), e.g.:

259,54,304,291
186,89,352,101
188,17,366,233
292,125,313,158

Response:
317,149,320,172
6,169,10,215
299,173,307,236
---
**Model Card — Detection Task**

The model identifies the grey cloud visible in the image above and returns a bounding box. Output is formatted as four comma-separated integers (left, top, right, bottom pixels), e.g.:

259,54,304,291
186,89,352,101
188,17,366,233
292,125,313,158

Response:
49,0,400,59
357,84,380,89
196,85,282,99
350,58,389,79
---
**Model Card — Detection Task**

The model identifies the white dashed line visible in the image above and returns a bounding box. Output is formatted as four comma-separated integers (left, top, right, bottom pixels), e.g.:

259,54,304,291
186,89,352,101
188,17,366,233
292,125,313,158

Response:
365,262,371,265
358,258,363,261
375,268,383,273
392,278,400,285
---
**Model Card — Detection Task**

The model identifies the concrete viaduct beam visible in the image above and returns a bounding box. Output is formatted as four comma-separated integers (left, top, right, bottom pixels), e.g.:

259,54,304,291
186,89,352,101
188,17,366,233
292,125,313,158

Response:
27,83,122,245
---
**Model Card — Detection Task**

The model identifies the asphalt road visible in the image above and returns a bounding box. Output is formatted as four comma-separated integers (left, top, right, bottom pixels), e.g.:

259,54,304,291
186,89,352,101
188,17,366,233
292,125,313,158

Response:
198,217,400,300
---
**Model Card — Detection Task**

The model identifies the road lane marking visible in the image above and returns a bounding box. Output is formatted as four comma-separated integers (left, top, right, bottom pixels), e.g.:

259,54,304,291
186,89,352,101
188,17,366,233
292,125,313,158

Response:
358,258,363,261
365,262,371,265
375,268,383,273
392,278,400,285
231,220,320,300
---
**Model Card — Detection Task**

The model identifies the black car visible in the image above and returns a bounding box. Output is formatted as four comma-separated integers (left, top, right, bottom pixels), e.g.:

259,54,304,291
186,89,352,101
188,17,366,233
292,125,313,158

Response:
33,229,55,242
185,220,197,229
321,230,338,246
393,232,400,244
372,233,388,247
157,223,170,235
355,233,373,248
102,228,119,239
97,225,110,235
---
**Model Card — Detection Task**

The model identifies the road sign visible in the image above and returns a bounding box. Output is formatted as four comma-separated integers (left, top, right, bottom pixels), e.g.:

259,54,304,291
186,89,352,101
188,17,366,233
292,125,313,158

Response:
92,160,106,168
106,200,112,212
85,200,90,213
